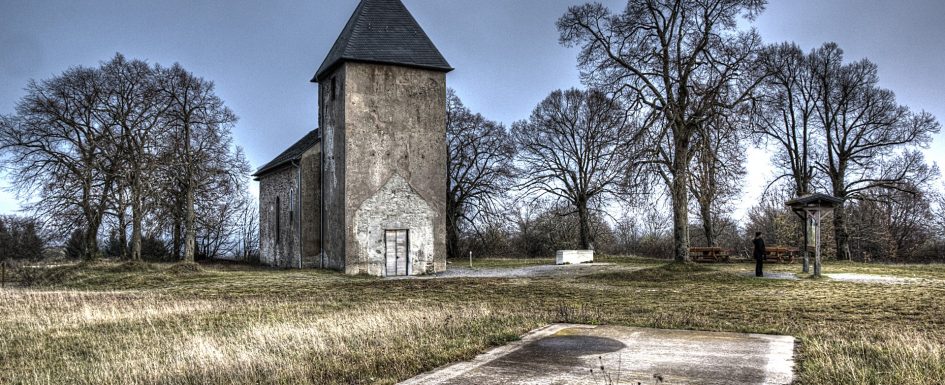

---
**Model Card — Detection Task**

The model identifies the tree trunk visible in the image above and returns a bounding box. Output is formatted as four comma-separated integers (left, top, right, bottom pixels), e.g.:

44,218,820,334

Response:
117,203,128,259
172,215,182,260
700,202,715,247
183,122,196,263
445,194,461,259
82,223,98,261
671,137,692,263
833,202,851,261
129,168,143,261
83,214,101,261
446,214,460,260
799,215,810,273
184,175,196,263
576,199,593,250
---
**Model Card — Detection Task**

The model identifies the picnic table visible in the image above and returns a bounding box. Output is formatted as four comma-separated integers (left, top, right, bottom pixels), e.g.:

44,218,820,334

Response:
689,247,732,263
764,247,798,263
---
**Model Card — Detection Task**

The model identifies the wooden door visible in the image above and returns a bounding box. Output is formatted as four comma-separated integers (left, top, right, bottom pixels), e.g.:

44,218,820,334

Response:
385,230,409,276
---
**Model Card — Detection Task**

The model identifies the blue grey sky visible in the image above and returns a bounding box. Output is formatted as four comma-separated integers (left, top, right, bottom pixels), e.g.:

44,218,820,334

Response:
1,0,943,218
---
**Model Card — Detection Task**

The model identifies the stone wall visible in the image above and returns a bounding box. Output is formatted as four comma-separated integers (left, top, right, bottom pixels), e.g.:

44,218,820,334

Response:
258,165,300,268
352,174,437,276
341,62,448,275
300,145,322,267
319,65,347,271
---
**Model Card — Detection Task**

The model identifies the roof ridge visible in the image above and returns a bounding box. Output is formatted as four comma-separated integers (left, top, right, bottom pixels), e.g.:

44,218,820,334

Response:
253,129,321,178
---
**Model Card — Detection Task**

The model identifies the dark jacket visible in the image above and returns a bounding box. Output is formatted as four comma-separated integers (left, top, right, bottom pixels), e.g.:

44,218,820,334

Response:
753,237,767,259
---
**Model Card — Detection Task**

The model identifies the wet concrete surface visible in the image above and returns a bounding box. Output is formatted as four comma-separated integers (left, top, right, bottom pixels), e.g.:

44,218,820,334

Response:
400,324,795,385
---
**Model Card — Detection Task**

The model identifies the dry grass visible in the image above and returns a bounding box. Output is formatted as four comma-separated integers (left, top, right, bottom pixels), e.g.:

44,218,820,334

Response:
1,258,944,384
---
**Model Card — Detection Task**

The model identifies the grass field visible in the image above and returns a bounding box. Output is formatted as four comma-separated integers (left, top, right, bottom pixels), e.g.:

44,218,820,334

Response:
1,257,944,384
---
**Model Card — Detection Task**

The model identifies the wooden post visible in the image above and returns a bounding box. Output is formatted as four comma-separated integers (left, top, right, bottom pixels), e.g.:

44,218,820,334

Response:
802,216,810,274
813,210,822,277
469,251,472,268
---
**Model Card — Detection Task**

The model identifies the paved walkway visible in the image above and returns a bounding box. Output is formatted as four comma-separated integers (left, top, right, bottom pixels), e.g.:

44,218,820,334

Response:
400,324,795,385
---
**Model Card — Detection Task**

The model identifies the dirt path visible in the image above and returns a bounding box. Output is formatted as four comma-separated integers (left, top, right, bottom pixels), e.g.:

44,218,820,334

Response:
390,263,625,280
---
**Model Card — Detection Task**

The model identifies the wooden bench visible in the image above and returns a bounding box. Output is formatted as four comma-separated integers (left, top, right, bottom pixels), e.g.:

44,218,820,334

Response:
764,247,798,264
689,247,732,263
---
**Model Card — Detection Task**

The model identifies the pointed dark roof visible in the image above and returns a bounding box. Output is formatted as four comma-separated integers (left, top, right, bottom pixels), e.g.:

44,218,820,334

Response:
312,0,453,82
253,129,320,178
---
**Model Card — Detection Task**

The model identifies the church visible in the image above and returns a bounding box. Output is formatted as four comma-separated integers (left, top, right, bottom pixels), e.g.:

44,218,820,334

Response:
253,0,451,276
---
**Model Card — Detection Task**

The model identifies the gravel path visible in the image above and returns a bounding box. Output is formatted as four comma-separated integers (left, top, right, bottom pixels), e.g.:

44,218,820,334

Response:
389,263,621,280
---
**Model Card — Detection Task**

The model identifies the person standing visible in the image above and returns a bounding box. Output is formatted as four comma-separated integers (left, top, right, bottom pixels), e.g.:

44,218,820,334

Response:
753,232,766,277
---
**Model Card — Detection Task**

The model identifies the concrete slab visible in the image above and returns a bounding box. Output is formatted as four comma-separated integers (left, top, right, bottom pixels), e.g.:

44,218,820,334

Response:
825,273,921,284
400,324,795,385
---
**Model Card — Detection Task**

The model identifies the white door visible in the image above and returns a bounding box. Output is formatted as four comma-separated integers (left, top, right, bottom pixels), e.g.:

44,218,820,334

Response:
385,230,409,276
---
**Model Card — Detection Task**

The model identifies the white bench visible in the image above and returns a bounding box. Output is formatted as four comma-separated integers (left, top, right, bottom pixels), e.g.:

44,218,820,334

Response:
556,250,594,265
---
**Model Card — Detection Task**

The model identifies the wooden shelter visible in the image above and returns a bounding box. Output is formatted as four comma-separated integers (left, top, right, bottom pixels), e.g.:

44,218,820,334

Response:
786,193,844,277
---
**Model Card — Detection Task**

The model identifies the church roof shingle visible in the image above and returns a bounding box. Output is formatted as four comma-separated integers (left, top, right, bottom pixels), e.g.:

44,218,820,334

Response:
312,0,453,82
253,129,320,178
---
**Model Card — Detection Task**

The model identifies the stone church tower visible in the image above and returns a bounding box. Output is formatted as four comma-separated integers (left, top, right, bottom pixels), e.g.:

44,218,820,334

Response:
316,0,451,276
257,0,450,276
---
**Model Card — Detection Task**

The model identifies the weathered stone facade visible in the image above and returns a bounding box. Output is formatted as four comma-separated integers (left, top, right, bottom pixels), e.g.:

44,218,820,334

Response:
258,165,300,268
256,0,450,276
319,62,448,276
299,146,322,268
257,144,322,268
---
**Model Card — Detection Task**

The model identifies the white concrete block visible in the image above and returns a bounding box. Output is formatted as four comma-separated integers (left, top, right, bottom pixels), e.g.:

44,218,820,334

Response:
556,250,594,265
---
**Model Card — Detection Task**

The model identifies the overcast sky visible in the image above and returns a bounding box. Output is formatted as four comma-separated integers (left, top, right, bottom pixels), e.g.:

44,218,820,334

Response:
1,0,943,220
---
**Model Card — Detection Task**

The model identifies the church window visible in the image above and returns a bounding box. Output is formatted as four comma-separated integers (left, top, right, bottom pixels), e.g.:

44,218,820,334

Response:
330,77,337,101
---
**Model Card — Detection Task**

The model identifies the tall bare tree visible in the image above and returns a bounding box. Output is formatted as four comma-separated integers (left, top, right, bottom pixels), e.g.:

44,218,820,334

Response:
2,55,247,263
558,0,767,261
753,42,819,196
0,67,118,259
689,110,746,247
446,89,517,259
513,88,642,250
100,55,170,261
752,42,819,267
156,64,238,263
808,43,940,260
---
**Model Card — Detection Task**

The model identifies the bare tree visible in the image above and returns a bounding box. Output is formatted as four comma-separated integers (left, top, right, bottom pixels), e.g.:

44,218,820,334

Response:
689,110,746,247
193,147,251,260
558,0,767,261
156,64,238,263
753,42,819,196
808,43,940,260
751,42,820,266
446,89,517,259
234,190,260,261
0,67,118,259
512,88,642,250
99,55,170,261
2,55,247,264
